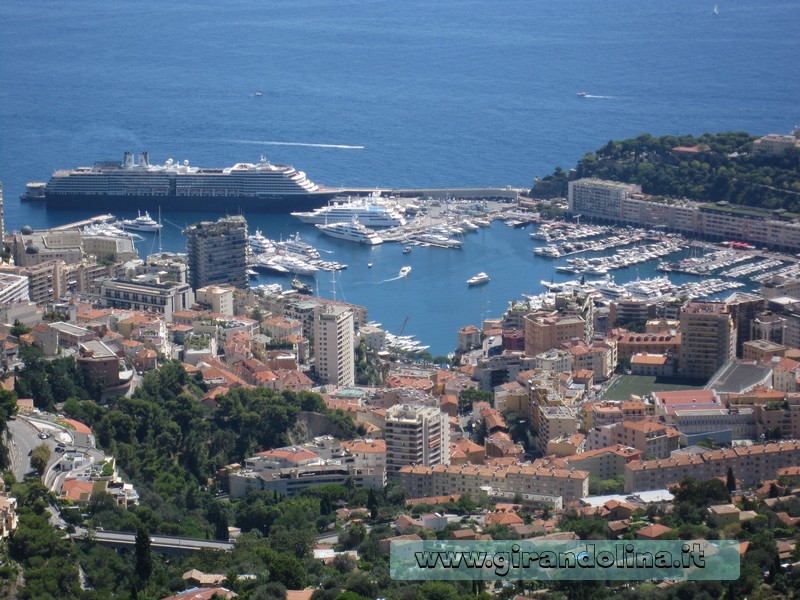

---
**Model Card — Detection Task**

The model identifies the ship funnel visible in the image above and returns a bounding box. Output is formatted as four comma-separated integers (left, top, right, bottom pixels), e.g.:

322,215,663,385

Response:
140,152,149,167
123,151,134,168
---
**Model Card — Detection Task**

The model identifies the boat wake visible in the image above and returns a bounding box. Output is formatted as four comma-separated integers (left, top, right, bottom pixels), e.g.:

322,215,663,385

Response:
583,95,613,99
379,275,405,283
226,139,365,149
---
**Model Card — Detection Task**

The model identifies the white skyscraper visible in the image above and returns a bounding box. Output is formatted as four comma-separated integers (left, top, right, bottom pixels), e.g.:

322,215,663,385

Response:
385,404,450,475
313,304,355,387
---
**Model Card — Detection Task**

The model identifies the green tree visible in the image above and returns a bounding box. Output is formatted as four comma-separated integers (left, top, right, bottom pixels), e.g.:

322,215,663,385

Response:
367,488,379,520
135,525,153,584
30,443,51,476
726,467,736,492
9,319,31,337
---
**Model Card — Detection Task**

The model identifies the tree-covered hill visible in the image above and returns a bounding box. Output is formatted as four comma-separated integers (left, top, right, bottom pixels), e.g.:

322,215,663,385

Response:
537,131,800,212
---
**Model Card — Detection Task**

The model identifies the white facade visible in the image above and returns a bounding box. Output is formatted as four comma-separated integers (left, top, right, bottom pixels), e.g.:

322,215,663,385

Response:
0,273,30,305
195,285,235,316
385,404,450,474
568,179,641,221
313,305,355,387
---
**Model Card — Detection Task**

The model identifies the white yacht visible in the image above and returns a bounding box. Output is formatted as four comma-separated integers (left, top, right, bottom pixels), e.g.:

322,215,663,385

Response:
315,217,384,245
276,232,320,259
119,210,162,232
248,228,273,254
259,254,319,276
399,266,412,277
467,272,490,286
291,196,406,227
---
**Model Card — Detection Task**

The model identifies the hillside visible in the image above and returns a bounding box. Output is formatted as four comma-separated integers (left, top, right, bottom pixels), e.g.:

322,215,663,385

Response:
536,131,800,212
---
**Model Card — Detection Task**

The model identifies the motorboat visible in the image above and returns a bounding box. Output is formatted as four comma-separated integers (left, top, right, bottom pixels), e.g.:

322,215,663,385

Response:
399,266,412,277
467,272,490,286
291,278,313,294
119,210,162,232
315,217,384,245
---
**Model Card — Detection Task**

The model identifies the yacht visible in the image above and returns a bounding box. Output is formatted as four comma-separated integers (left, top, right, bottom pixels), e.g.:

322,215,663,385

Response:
577,92,588,97
291,196,406,227
467,272,490,286
403,246,412,254
119,210,162,232
291,278,313,295
82,222,138,239
270,254,319,276
399,266,412,277
248,228,273,254
276,232,321,259
315,217,384,245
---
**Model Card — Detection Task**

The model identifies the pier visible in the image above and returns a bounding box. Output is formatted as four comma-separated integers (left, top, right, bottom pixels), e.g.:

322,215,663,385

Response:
342,187,522,201
49,214,116,231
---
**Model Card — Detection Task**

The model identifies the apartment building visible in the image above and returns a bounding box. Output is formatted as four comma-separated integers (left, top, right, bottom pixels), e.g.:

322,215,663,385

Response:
313,304,355,387
536,405,579,454
588,420,680,458
567,177,800,252
100,278,194,322
607,327,681,360
194,285,235,316
625,440,800,492
679,302,735,381
398,460,589,503
568,179,642,221
524,312,586,355
185,215,248,290
565,445,642,480
384,404,450,475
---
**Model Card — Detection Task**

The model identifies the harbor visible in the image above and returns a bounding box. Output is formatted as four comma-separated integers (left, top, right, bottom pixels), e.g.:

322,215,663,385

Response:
47,198,800,356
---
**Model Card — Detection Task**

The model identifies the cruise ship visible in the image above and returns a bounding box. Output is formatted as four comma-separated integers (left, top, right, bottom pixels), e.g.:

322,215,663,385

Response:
28,151,341,212
315,217,384,245
291,196,406,227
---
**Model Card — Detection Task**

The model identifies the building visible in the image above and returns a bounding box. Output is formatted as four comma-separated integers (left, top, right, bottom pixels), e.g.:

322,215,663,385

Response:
398,460,589,504
565,445,642,480
195,286,235,315
0,273,29,305
185,216,248,290
384,404,450,475
725,292,766,356
567,179,642,222
679,302,735,381
536,405,579,454
624,440,800,493
13,227,83,267
457,325,481,352
589,420,681,459
742,339,786,363
669,407,756,441
77,340,125,389
754,131,800,156
630,353,676,377
230,463,383,497
100,278,194,322
525,312,586,355
313,304,355,387
607,327,681,360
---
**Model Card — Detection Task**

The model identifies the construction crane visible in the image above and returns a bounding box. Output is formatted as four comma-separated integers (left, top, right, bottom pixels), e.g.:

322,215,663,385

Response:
398,316,410,336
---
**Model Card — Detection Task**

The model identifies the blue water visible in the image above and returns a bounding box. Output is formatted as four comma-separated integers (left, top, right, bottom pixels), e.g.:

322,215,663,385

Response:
1,0,798,355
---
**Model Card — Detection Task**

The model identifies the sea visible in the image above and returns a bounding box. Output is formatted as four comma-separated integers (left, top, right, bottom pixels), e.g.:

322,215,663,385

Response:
1,0,798,357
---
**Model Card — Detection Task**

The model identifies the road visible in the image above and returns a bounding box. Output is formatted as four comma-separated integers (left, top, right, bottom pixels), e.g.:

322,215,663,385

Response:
81,530,235,553
7,418,44,480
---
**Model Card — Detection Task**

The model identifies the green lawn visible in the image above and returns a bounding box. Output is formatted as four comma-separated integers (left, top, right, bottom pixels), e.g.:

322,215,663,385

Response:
601,374,704,401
